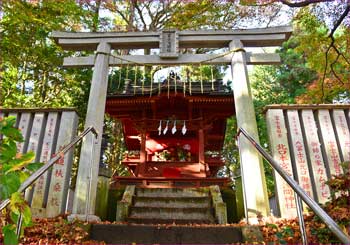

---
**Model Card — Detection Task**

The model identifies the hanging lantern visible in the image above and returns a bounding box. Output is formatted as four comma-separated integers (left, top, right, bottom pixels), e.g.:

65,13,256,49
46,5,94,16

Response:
172,120,177,134
182,121,187,135
163,120,169,135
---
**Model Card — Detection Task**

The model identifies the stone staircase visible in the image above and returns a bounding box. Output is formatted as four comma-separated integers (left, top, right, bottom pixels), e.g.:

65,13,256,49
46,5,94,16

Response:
126,187,216,224
89,186,262,244
90,186,255,244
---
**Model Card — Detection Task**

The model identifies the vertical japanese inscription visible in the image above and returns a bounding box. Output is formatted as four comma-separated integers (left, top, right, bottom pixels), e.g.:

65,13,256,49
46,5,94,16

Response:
16,113,32,153
27,113,45,159
301,110,330,203
332,109,350,163
266,109,297,218
46,111,78,217
317,110,343,176
25,112,45,202
31,112,58,217
159,30,179,58
286,110,314,203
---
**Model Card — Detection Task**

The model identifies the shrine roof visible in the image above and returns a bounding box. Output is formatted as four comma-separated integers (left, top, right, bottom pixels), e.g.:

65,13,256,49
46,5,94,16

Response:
105,80,235,152
107,79,232,98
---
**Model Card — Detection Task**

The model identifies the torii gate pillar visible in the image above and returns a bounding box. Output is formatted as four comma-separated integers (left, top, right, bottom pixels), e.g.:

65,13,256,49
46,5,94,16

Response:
70,42,111,221
230,40,270,220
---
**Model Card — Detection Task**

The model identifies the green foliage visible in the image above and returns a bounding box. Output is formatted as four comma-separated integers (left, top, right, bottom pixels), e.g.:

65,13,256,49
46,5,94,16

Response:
220,188,239,223
106,188,126,222
275,226,294,244
251,38,317,109
108,66,146,95
179,64,226,84
0,0,91,110
221,117,239,179
293,7,350,103
103,116,128,176
0,117,43,245
2,224,17,245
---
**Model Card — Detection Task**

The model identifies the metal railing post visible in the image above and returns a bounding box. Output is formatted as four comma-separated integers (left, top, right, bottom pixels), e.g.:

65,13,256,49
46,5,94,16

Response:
295,194,307,245
236,127,350,244
16,213,23,239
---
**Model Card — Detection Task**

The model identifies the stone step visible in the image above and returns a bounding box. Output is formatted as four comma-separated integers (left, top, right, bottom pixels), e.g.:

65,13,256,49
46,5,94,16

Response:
129,206,215,221
125,217,214,224
90,224,243,244
136,187,210,198
133,196,212,208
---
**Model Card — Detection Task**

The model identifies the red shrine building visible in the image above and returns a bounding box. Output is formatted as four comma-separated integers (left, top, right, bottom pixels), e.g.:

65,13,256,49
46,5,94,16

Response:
106,78,235,187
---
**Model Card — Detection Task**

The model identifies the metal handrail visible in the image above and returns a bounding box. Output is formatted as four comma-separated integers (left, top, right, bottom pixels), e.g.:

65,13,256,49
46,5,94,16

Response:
0,126,98,211
236,127,350,244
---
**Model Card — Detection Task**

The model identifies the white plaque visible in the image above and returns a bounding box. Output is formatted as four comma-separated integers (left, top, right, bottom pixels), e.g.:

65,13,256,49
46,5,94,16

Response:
266,109,296,218
16,113,32,153
332,109,350,163
286,110,314,203
25,112,45,202
317,110,343,176
31,112,59,217
46,111,78,217
159,30,179,58
301,110,330,203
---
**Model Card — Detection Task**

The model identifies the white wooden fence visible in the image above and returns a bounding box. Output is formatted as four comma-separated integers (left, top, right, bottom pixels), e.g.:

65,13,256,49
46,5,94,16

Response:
0,108,78,218
266,105,350,218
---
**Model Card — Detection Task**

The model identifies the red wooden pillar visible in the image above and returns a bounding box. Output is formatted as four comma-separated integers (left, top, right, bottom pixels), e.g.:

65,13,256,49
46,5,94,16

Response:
198,129,205,164
138,133,147,176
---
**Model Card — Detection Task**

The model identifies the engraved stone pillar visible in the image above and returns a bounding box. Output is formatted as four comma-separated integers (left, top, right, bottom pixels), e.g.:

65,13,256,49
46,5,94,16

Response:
25,113,46,203
332,109,350,163
230,40,269,219
301,110,330,204
71,42,111,221
47,111,78,217
32,112,59,218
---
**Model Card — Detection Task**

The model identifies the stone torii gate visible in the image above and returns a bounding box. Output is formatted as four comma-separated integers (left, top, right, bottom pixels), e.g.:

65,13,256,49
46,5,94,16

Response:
52,26,292,221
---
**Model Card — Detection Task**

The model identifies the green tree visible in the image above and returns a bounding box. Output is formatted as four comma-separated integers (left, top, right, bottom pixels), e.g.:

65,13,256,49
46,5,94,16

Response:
292,7,350,103
0,0,89,108
0,117,42,245
244,0,350,103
